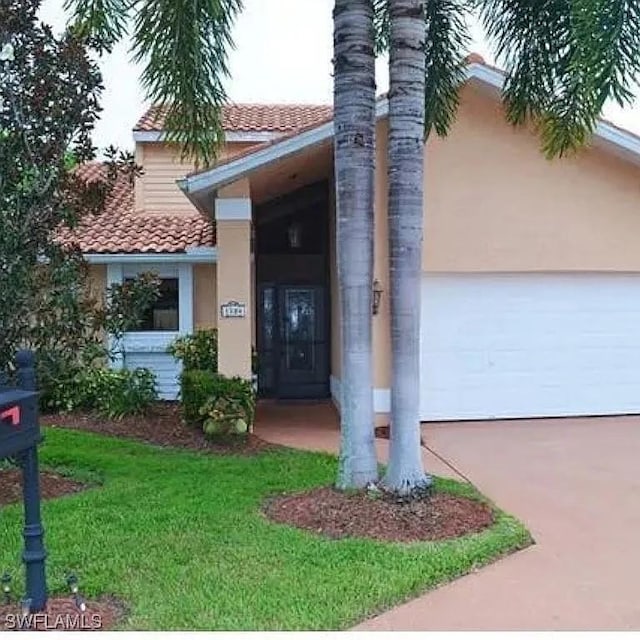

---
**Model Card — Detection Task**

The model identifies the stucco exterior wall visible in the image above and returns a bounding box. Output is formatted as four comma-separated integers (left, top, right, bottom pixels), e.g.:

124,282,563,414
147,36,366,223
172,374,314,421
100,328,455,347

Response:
421,85,640,272
216,219,252,378
194,263,217,328
87,264,106,302
373,120,391,392
329,171,340,381
135,142,256,214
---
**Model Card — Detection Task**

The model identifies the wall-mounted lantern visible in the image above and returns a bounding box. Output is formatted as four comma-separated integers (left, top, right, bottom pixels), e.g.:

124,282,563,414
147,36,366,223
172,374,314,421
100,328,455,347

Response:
287,221,302,249
372,279,383,316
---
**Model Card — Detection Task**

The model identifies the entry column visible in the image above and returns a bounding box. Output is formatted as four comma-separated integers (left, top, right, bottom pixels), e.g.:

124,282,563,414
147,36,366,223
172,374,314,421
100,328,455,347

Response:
215,181,252,380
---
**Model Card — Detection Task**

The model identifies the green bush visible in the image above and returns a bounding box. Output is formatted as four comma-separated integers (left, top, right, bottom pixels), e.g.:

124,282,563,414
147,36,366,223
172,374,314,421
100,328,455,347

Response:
199,377,255,439
179,369,255,437
49,366,158,419
180,369,218,423
168,329,218,373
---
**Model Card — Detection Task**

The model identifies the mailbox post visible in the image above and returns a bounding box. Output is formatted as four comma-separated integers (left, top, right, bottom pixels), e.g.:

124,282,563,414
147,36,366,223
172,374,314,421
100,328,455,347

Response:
0,350,47,612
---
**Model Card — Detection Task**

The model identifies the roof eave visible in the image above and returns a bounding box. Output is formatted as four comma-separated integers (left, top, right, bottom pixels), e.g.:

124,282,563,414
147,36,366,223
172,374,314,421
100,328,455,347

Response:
133,130,284,144
178,62,640,212
178,99,389,214
84,247,217,264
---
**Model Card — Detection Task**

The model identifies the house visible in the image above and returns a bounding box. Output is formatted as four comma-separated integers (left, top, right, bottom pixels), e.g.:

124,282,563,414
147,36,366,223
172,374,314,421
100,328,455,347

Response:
66,56,640,423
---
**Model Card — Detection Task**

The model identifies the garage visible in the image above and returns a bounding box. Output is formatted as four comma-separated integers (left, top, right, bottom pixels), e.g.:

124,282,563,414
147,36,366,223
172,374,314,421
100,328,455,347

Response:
420,273,640,421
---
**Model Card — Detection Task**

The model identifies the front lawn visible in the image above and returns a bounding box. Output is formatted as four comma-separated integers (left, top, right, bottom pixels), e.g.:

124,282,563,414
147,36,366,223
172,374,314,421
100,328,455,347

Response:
0,428,530,630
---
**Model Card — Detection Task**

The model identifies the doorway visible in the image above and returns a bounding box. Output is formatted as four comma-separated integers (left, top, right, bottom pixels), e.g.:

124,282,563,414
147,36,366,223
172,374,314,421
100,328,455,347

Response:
255,181,330,399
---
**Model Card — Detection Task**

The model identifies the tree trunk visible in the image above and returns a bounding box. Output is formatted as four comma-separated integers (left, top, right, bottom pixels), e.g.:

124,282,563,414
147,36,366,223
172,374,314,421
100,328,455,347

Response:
333,0,379,489
383,0,431,494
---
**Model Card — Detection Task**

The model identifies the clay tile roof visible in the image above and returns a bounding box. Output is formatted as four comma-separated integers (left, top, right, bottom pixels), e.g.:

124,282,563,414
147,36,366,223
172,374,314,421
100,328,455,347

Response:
134,103,333,133
465,52,486,65
57,163,215,254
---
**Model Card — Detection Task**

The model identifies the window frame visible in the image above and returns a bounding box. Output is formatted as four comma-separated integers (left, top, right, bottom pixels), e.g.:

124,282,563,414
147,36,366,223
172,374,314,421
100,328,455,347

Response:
106,262,194,363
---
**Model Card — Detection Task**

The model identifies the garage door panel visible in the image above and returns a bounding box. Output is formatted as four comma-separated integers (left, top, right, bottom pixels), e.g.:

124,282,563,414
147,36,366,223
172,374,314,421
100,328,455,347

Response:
420,273,640,420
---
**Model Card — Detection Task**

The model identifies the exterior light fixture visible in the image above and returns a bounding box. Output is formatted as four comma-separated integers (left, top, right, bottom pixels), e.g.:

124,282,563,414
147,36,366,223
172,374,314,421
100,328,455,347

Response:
66,573,86,611
287,222,302,249
372,279,383,316
20,597,31,617
66,573,78,594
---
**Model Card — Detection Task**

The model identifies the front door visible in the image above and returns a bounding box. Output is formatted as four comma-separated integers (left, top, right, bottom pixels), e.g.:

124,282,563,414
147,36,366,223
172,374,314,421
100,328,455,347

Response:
257,284,329,399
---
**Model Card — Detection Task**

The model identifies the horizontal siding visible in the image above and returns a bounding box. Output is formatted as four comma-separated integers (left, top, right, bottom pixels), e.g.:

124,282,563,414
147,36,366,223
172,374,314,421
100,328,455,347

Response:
136,141,260,214
138,144,196,214
194,263,217,328
126,352,181,401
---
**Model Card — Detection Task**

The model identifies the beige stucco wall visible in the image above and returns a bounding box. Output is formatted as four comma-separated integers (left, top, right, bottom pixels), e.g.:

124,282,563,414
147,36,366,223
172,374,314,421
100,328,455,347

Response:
329,170,341,381
216,218,252,379
421,85,640,272
194,264,217,328
87,264,106,302
135,142,256,214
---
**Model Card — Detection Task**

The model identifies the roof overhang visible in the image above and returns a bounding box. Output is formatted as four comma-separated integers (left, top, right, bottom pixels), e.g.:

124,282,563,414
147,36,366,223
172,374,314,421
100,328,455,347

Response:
178,61,640,214
84,247,217,264
465,61,640,162
133,130,283,144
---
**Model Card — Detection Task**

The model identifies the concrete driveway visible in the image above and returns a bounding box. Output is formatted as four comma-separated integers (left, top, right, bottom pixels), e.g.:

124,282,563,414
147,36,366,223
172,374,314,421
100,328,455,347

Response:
256,405,640,630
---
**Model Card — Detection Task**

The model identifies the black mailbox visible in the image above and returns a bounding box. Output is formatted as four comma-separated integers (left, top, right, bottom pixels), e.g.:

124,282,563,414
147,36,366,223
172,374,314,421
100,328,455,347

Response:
0,351,47,613
0,389,41,458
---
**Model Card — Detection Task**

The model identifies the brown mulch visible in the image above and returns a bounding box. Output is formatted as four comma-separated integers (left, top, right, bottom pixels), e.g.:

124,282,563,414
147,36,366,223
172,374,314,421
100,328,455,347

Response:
0,469,87,507
375,425,427,448
0,596,125,631
42,402,275,456
374,425,391,440
264,486,494,543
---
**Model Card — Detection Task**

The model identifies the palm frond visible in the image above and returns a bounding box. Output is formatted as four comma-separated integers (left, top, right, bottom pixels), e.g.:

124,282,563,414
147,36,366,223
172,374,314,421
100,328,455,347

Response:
571,0,640,108
423,0,471,138
64,0,130,54
131,0,242,167
375,0,471,138
480,0,640,157
373,0,390,53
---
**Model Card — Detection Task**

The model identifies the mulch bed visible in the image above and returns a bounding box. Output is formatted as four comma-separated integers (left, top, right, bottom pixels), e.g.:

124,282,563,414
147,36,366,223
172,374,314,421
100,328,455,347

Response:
0,469,87,508
374,425,391,440
0,596,125,631
375,425,427,448
42,402,275,456
264,486,494,543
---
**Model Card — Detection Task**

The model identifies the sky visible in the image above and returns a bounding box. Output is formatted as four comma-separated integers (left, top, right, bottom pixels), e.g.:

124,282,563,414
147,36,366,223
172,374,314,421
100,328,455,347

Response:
39,0,640,152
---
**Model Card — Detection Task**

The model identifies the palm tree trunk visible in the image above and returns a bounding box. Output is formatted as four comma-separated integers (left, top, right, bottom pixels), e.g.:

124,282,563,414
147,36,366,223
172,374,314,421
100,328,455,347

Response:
383,0,431,494
333,0,379,489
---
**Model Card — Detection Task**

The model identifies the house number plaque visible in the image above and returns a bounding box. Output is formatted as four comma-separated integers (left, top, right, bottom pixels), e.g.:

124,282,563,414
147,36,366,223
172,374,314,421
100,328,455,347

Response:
221,301,246,318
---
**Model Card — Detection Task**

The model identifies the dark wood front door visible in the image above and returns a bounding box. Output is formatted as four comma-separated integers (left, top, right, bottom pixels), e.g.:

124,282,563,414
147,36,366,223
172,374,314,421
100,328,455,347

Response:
257,284,329,399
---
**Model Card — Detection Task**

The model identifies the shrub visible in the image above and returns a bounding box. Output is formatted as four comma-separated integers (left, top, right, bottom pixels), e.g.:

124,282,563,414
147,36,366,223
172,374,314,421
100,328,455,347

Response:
180,369,218,423
50,366,158,419
179,369,255,437
168,329,218,373
199,377,255,439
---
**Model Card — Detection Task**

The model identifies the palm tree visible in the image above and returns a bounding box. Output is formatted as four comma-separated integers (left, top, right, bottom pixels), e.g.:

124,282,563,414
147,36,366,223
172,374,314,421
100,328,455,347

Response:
333,0,379,489
382,0,431,493
65,0,243,166
375,0,640,493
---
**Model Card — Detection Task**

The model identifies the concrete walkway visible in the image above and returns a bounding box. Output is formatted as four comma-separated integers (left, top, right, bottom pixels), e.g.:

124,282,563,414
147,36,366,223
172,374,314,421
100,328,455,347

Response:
255,403,640,631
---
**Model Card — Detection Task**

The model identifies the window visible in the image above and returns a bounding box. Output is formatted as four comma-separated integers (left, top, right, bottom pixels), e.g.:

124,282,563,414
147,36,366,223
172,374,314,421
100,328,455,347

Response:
129,277,179,332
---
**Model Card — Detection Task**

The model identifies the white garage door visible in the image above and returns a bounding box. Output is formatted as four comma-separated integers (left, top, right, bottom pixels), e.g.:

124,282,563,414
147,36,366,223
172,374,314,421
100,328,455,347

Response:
420,273,640,421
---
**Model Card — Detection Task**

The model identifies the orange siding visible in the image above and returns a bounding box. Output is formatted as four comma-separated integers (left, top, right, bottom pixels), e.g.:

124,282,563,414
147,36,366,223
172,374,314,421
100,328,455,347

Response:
420,85,640,272
135,142,257,214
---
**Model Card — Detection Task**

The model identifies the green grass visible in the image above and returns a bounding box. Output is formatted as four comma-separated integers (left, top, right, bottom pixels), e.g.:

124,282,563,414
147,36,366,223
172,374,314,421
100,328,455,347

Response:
0,428,531,630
